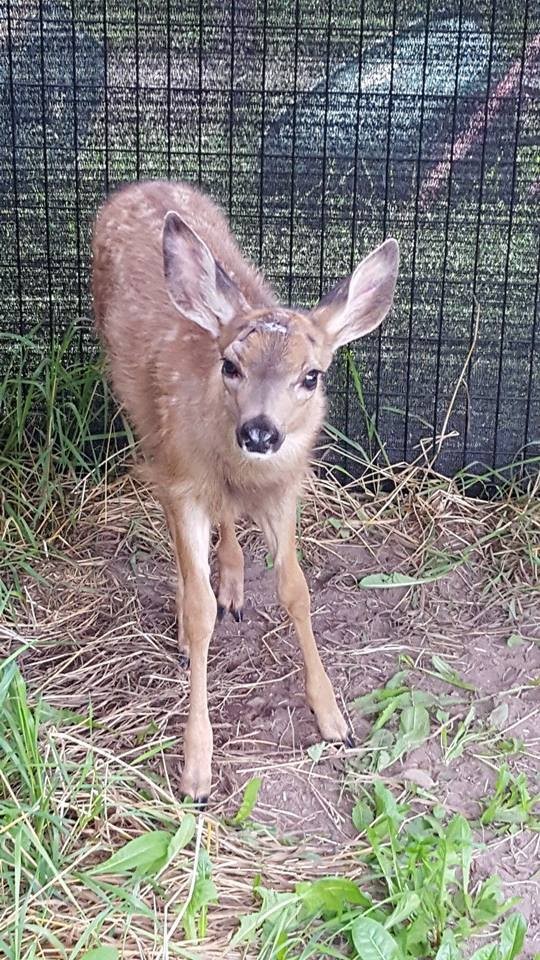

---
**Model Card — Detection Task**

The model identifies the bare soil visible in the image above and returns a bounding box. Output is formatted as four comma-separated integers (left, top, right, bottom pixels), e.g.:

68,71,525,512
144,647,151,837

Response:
3,474,539,953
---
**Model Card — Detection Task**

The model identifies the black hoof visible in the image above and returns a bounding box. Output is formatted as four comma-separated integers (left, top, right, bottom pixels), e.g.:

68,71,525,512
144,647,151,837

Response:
179,651,190,670
181,792,208,808
344,732,355,749
217,603,243,623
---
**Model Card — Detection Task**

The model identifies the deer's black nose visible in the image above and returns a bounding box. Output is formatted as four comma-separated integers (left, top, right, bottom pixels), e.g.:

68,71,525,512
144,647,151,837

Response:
237,415,283,454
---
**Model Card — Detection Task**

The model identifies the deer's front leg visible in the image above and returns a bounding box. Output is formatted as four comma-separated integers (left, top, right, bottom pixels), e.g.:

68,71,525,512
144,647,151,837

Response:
163,502,189,668
257,498,353,746
167,498,216,802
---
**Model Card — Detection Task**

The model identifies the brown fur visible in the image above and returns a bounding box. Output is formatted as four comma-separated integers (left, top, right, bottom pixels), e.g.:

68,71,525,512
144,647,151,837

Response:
92,179,399,800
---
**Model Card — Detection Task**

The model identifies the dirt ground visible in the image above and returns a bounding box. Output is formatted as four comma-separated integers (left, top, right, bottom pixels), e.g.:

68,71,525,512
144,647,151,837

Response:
3,472,539,953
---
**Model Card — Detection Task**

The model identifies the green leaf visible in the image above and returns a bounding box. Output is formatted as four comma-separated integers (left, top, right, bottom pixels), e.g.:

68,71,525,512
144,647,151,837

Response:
470,877,506,924
446,815,473,898
358,558,461,588
499,912,527,960
307,741,326,762
405,914,432,952
188,876,218,913
327,517,343,530
373,781,406,827
232,912,265,947
467,946,499,960
434,932,462,960
231,890,298,947
386,670,410,689
233,777,262,823
359,571,441,588
431,655,475,691
506,634,525,648
297,877,370,917
385,891,420,928
400,702,430,745
489,702,510,730
372,692,412,731
183,875,219,941
354,688,410,719
88,830,171,877
352,799,374,832
379,700,431,768
351,917,402,960
80,949,119,960
165,814,196,864
496,738,524,756
480,765,539,829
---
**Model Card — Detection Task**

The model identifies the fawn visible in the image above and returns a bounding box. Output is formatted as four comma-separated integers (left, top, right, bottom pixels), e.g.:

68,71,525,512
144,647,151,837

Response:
92,180,399,802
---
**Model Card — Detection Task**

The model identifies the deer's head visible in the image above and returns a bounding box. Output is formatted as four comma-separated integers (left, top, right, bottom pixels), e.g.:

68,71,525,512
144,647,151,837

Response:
162,211,399,457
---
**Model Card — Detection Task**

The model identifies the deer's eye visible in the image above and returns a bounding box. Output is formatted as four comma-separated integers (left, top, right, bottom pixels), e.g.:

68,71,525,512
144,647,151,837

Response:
222,358,241,379
302,370,320,391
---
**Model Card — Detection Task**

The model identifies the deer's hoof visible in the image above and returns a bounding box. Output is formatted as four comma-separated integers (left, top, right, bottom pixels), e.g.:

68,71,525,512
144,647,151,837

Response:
181,791,208,808
313,701,351,745
217,601,244,623
181,741,212,805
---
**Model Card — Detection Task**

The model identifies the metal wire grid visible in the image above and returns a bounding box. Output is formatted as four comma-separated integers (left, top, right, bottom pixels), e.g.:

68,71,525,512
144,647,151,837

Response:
0,0,538,476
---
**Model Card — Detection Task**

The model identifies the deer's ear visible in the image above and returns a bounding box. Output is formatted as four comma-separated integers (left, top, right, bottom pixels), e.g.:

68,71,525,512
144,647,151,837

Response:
162,211,247,337
311,239,399,351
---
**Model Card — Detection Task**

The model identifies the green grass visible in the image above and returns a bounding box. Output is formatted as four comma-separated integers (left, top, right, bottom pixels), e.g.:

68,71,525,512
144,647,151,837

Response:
232,786,526,960
0,326,132,614
0,661,204,958
0,662,532,959
480,766,540,833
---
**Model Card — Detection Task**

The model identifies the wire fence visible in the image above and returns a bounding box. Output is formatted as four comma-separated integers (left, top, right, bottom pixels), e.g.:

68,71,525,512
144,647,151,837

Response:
1,0,539,477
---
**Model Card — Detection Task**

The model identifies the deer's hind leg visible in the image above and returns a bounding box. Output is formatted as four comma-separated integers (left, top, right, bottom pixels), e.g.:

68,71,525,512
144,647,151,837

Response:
216,509,244,622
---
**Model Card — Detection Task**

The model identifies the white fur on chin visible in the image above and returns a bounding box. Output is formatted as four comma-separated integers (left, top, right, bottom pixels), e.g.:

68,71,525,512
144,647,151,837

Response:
238,432,307,462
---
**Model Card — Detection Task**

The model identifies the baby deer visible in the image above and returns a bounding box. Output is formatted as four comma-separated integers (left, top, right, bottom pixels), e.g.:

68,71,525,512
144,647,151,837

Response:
92,180,399,802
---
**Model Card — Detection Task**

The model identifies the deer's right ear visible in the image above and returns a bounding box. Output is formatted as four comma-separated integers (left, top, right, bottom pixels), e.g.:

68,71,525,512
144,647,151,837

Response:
162,211,247,337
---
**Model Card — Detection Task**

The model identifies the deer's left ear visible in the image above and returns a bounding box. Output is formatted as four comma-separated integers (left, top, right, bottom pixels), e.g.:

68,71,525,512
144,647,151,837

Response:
311,238,399,352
